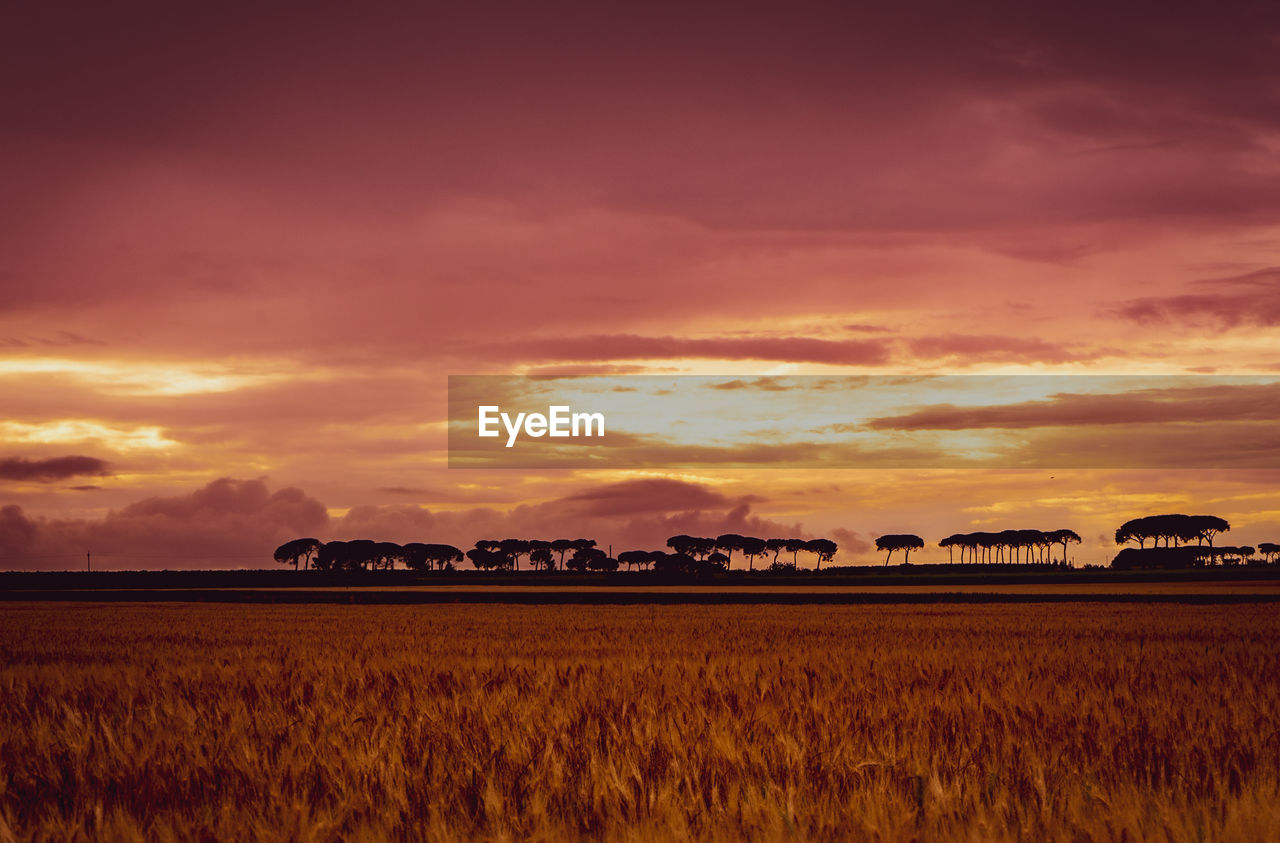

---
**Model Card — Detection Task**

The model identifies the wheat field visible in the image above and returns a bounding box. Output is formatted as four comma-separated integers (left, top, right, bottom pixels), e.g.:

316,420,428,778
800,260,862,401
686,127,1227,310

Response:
2,602,1277,841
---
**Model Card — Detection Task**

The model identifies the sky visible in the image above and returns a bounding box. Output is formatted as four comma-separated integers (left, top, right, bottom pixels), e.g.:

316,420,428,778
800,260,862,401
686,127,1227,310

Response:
2,0,1279,568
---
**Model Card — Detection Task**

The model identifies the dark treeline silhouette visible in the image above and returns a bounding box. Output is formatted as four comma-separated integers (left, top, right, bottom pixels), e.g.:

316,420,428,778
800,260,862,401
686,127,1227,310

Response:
1115,514,1230,548
666,534,837,571
272,538,321,569
275,534,841,573
875,534,924,567
936,529,1081,565
1112,546,1258,570
1112,513,1279,568
305,540,465,572
468,539,604,572
273,512,1277,573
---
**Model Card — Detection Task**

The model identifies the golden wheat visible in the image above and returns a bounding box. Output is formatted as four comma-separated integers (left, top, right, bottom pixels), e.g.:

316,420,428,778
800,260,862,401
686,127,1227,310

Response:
1,603,1277,841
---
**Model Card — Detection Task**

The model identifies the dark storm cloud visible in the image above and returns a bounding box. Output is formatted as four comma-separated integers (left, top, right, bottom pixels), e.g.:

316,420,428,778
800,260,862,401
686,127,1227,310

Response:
0,456,111,482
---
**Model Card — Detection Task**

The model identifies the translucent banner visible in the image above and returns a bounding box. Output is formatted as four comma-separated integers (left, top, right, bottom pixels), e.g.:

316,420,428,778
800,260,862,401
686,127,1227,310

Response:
447,375,1280,469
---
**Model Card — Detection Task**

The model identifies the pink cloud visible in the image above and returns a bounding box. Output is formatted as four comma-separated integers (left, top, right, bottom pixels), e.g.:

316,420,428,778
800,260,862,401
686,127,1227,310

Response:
1112,267,1280,328
868,383,1280,430
0,456,111,482
333,480,803,557
907,334,1109,364
467,335,891,366
0,478,328,570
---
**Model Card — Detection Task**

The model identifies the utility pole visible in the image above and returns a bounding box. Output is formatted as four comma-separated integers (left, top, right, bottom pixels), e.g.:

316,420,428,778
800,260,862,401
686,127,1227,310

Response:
86,551,91,572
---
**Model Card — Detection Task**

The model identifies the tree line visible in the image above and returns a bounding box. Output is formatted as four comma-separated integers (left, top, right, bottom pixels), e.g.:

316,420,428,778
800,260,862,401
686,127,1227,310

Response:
934,529,1082,566
273,512,1279,572
1108,513,1275,568
273,534,840,573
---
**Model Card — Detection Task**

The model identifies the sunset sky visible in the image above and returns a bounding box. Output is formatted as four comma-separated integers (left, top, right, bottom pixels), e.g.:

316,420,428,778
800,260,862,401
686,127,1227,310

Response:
2,1,1279,568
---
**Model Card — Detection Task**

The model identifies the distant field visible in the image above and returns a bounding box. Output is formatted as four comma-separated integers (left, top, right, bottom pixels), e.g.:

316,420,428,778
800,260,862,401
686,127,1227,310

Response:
3,602,1278,840
5,579,1280,604
249,580,1280,595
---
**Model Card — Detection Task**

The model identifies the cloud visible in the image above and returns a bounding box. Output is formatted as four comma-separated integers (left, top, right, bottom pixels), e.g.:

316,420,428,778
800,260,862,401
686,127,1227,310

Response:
831,527,872,556
0,475,832,569
868,383,1280,430
334,481,810,560
521,364,661,377
555,478,761,517
448,429,951,470
709,377,795,391
0,455,111,482
0,505,37,552
1111,267,1280,328
469,335,892,366
0,331,104,348
906,334,1108,364
0,478,329,569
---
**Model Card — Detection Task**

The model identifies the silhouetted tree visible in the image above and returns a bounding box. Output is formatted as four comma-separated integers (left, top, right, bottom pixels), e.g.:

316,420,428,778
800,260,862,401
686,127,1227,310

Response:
1048,529,1081,564
715,534,745,567
765,538,789,565
652,552,723,576
401,542,462,571
373,541,404,570
690,537,717,559
467,547,510,571
1115,519,1148,548
806,538,837,570
586,553,619,572
1018,532,1049,562
1259,542,1280,564
274,537,321,570
345,539,379,571
428,543,463,570
401,542,431,571
1190,515,1230,547
313,540,348,571
1115,514,1231,550
739,536,767,571
551,539,575,570
499,538,532,571
530,545,555,570
568,546,606,572
707,551,730,569
666,535,698,557
875,534,923,566
969,532,991,564
618,550,649,570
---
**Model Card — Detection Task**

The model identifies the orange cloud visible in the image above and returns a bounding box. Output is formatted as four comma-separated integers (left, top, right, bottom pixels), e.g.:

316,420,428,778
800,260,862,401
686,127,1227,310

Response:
868,383,1280,429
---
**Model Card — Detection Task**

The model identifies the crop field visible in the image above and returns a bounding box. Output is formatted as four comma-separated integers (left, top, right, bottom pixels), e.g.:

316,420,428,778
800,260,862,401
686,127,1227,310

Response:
2,603,1278,841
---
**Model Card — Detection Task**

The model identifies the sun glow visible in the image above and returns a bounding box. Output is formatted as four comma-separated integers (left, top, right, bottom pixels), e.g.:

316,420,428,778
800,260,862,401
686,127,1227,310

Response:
0,358,285,396
0,420,179,451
